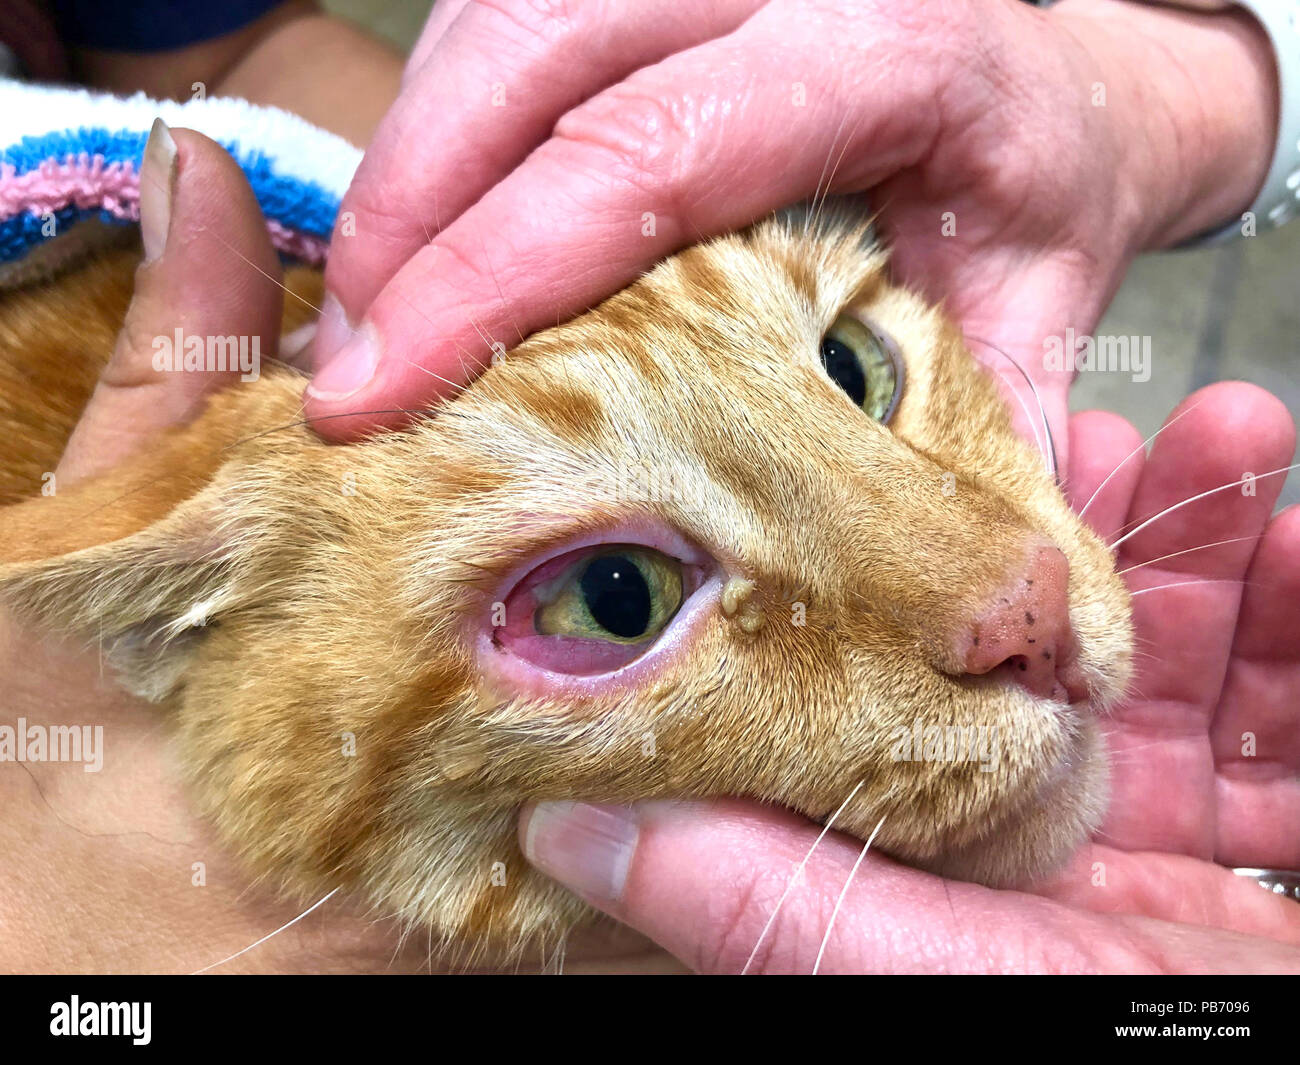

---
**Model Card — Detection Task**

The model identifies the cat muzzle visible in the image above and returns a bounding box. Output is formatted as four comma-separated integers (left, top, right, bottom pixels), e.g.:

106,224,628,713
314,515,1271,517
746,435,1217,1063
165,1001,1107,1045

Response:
957,545,1088,705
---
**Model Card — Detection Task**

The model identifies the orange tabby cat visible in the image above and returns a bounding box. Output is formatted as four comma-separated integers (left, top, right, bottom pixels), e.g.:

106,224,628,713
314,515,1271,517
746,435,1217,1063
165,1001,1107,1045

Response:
0,203,1131,961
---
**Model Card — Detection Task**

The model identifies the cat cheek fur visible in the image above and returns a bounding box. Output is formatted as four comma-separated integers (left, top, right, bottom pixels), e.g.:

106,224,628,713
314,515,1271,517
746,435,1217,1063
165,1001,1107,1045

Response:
0,206,1133,960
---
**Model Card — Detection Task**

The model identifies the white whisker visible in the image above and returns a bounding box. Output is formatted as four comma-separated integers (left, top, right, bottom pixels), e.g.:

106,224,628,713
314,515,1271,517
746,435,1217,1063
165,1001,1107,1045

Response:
965,336,1056,481
195,221,324,315
812,815,885,976
1117,535,1262,576
191,887,339,974
1105,741,1193,762
741,780,864,975
1077,400,1205,519
1109,464,1299,551
810,111,855,233
1129,578,1249,598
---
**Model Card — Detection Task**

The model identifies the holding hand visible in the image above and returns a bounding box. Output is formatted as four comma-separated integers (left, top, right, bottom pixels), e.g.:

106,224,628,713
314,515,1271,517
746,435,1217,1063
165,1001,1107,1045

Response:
306,0,1278,464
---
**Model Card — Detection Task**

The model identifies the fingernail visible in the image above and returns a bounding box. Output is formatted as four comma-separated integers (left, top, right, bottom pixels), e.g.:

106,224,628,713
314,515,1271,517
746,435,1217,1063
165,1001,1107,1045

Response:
140,118,177,265
305,325,379,401
279,320,318,365
521,801,639,906
312,293,353,370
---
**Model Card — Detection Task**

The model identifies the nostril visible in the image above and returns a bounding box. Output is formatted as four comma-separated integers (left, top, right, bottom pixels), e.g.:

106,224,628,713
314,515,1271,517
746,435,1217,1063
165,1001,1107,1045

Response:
956,544,1086,703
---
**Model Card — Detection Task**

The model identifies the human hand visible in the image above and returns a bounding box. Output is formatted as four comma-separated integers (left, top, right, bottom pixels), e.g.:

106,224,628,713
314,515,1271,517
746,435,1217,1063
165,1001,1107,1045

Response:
305,0,1278,463
54,120,286,483
517,382,1300,973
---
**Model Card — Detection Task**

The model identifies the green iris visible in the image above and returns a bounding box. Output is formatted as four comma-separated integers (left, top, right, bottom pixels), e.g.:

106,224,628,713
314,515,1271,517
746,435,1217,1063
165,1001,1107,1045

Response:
820,314,902,422
534,547,683,644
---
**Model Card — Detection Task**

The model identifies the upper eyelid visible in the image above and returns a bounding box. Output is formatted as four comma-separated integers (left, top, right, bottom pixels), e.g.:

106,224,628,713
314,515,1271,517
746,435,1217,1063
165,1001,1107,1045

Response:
486,523,714,606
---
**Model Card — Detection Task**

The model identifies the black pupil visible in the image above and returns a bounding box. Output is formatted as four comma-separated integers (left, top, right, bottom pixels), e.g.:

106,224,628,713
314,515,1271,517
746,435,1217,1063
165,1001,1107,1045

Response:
820,337,867,407
580,555,652,639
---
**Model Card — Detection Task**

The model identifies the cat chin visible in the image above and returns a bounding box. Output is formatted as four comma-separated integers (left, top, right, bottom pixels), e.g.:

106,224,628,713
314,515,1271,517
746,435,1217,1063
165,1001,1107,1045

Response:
907,722,1110,889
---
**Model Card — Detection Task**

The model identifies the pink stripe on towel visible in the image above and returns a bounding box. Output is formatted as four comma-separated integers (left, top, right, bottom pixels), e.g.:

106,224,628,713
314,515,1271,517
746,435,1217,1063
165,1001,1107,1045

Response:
0,155,139,219
265,220,329,264
0,154,330,263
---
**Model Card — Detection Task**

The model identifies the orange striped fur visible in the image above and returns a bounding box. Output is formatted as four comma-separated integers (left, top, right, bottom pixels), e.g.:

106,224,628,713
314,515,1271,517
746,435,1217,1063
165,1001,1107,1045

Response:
0,207,1131,961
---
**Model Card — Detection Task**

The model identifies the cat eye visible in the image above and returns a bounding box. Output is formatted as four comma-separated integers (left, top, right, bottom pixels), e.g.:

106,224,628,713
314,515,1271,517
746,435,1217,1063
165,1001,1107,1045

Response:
533,547,683,644
493,542,699,676
819,314,903,422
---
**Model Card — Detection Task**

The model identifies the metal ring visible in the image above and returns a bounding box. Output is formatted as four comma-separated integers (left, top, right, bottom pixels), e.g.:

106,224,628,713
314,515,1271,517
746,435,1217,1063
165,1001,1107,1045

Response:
1232,868,1300,902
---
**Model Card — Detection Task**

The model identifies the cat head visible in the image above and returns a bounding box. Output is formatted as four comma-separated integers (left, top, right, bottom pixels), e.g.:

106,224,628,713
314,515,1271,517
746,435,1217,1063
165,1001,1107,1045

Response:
0,205,1131,957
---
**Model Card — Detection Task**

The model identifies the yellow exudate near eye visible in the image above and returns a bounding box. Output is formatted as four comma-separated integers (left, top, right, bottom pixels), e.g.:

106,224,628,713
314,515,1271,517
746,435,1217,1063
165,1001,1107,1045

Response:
533,546,683,643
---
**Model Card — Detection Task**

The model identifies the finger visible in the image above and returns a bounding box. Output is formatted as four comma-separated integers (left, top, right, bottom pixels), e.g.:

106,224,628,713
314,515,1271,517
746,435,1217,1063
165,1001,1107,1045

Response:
948,256,1108,472
1212,504,1300,868
519,799,1300,973
1035,843,1300,945
1103,383,1295,856
1065,408,1145,541
401,0,473,85
57,122,284,486
316,0,762,366
304,9,949,437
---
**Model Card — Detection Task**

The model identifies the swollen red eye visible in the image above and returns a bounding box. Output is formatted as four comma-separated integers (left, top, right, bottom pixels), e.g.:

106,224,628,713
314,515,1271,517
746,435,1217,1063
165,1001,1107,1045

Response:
493,543,690,675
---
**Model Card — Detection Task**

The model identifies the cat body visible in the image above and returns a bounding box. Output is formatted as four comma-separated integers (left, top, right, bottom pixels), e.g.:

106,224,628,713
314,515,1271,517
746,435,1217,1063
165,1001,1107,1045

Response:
0,205,1131,959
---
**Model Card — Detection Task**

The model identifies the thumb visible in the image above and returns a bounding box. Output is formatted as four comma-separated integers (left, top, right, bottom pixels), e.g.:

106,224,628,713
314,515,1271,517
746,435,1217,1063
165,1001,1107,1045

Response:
57,120,285,485
519,799,1300,974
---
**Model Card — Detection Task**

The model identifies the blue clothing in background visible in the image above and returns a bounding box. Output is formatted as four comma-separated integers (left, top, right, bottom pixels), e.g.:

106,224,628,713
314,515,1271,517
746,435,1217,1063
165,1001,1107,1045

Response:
50,0,285,52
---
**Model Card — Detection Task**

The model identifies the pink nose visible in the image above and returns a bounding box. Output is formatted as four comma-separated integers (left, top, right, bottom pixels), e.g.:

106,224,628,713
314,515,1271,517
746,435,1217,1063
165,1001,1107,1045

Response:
958,545,1085,703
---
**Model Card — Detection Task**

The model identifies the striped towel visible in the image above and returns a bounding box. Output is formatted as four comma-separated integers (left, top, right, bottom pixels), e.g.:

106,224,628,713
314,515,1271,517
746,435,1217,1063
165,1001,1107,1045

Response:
0,79,360,282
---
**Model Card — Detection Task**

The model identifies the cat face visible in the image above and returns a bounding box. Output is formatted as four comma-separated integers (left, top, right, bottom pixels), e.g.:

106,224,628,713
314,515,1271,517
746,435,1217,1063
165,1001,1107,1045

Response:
0,207,1131,957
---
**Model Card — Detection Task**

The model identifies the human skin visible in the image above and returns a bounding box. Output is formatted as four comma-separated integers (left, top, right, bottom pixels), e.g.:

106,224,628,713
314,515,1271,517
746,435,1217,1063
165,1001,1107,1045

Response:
62,0,404,148
2,128,1296,975
301,0,1279,465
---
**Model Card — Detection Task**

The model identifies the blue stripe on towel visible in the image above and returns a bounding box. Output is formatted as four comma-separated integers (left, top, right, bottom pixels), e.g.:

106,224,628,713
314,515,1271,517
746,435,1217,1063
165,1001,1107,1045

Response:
0,127,341,263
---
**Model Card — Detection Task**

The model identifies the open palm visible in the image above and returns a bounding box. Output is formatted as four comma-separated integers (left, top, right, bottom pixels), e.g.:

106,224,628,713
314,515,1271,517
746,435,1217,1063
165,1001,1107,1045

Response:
1036,381,1300,936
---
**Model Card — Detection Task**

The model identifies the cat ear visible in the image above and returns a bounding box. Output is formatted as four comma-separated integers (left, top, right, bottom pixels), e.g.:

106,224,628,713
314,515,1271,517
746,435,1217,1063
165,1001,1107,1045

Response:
0,385,300,700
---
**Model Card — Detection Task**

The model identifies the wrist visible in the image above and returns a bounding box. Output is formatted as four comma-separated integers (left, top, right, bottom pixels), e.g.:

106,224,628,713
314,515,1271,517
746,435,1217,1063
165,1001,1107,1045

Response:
1053,0,1279,247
